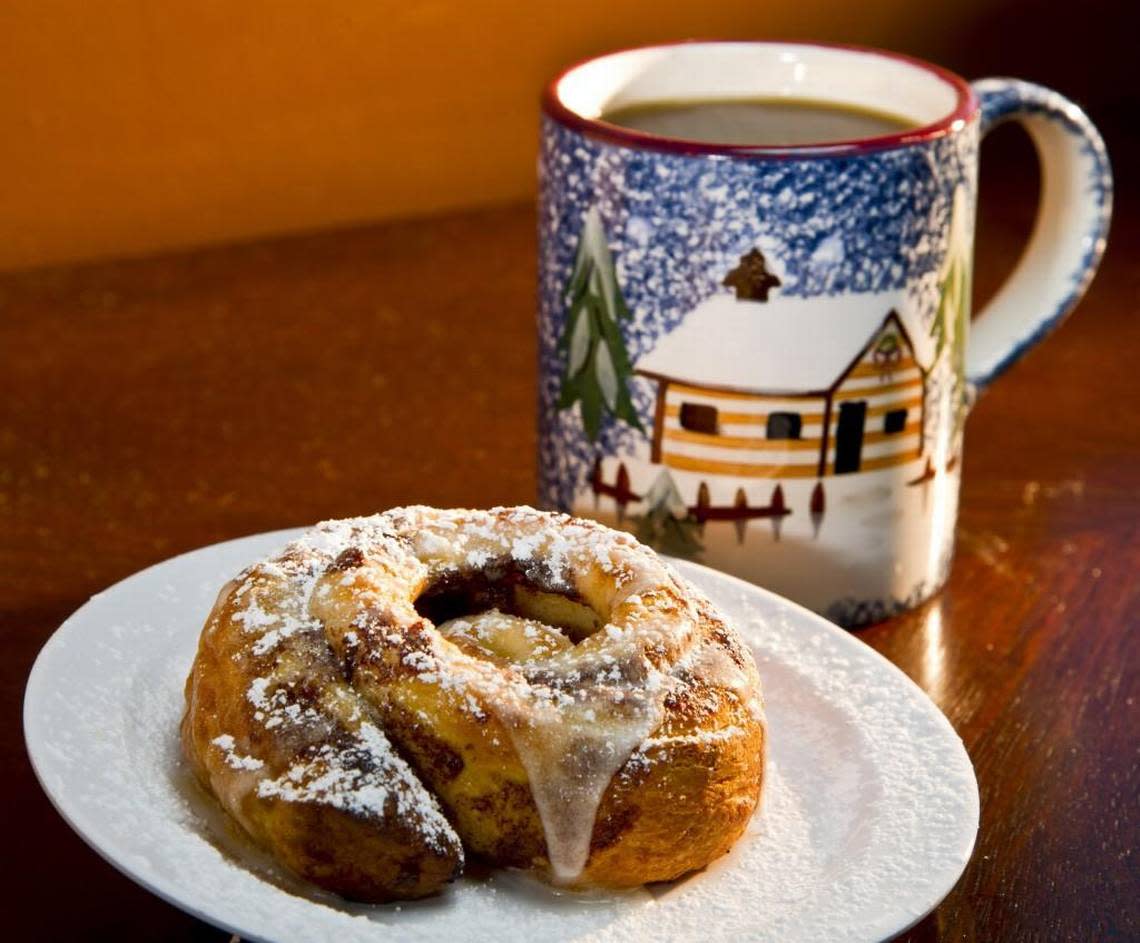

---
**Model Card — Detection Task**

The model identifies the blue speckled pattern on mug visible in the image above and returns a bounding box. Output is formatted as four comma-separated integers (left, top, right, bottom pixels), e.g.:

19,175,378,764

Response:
537,118,978,512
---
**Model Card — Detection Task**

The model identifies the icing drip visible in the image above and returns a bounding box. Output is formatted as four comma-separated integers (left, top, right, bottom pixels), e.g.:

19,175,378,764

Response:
505,679,664,882
440,608,668,882
683,640,766,724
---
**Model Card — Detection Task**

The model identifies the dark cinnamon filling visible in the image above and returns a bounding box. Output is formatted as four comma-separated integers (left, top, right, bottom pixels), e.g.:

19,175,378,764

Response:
414,562,603,645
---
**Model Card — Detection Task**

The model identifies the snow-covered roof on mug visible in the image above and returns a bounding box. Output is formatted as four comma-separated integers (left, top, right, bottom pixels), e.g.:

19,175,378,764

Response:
634,290,932,395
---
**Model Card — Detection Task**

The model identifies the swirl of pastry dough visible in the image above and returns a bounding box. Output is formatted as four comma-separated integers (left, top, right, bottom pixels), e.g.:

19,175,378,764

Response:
182,506,765,901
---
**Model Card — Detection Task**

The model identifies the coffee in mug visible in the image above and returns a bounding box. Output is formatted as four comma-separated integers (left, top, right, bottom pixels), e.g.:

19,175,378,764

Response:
601,97,914,146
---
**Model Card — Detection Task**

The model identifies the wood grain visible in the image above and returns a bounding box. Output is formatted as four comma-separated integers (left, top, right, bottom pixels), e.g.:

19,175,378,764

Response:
2,141,1136,939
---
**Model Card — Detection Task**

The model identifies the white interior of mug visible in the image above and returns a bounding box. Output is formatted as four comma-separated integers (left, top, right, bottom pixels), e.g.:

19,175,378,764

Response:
556,43,963,136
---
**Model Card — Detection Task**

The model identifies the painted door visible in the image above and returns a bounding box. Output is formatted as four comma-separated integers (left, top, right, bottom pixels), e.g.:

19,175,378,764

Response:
834,401,867,474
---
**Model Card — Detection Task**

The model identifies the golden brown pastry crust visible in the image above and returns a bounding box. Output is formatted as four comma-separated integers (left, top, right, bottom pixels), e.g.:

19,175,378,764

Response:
181,506,765,900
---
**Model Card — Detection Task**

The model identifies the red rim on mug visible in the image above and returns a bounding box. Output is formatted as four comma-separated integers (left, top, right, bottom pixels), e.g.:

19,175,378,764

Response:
542,40,980,158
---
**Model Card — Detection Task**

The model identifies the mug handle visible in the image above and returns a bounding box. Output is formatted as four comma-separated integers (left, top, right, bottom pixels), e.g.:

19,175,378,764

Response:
967,79,1113,389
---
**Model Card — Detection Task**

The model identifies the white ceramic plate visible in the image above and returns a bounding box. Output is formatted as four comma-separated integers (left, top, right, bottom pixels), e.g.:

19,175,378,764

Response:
25,529,978,943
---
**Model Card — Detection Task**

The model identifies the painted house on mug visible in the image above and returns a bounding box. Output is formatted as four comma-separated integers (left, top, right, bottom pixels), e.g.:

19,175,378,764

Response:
635,288,930,485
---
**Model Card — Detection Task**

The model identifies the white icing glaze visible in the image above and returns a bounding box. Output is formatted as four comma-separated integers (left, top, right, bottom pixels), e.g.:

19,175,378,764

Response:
224,506,751,884
435,607,669,880
386,508,700,882
505,679,665,881
681,639,767,724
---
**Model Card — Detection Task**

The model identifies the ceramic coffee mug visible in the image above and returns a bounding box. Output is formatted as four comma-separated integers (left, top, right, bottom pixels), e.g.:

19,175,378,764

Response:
536,41,1111,627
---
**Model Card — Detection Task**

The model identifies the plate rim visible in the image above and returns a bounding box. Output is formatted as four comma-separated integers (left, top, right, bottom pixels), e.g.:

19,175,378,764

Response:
23,528,304,943
670,555,980,942
24,527,979,943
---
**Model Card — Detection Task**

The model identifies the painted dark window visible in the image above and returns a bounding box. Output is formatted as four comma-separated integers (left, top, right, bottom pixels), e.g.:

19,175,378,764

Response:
679,402,718,434
766,412,802,440
883,408,908,434
835,401,867,474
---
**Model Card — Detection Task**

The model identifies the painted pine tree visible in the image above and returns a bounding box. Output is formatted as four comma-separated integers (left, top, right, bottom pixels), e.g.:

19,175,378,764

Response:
557,207,644,441
930,187,973,451
632,469,703,558
931,239,970,362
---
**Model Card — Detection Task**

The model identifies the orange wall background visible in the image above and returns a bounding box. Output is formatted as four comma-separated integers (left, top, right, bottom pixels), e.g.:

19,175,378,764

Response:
0,0,994,270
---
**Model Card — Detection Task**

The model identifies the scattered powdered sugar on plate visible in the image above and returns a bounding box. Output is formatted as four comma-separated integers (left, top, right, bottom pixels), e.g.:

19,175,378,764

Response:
24,529,978,943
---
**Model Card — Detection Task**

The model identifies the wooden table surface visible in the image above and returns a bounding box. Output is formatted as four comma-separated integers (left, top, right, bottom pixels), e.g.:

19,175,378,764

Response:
3,140,1137,940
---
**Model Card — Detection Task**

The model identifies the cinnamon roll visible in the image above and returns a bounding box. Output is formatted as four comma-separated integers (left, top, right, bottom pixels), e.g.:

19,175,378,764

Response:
181,506,765,901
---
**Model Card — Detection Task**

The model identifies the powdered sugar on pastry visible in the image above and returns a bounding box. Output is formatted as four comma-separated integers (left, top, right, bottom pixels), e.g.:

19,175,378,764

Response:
181,506,766,900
